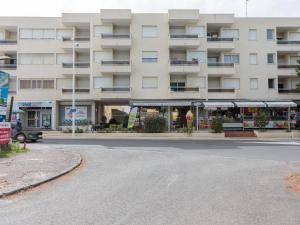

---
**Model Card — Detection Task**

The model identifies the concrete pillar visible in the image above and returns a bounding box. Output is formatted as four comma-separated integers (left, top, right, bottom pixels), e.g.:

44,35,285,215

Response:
167,106,171,132
288,107,291,131
196,106,199,131
91,101,96,125
51,101,57,130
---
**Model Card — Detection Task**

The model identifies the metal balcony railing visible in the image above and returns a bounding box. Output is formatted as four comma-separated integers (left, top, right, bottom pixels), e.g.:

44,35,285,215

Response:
101,60,130,65
62,88,90,93
101,34,130,39
62,62,90,68
0,64,17,69
170,60,199,65
208,88,235,93
101,87,131,92
62,36,90,42
277,40,300,45
170,87,199,92
0,40,17,44
278,89,300,93
170,34,198,39
208,62,235,67
207,37,234,42
277,64,299,69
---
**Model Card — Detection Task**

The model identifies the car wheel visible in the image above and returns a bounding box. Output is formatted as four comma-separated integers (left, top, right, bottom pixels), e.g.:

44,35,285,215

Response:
16,133,26,143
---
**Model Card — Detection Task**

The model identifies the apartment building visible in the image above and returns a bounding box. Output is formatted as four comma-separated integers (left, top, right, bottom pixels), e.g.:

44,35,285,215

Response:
0,9,299,130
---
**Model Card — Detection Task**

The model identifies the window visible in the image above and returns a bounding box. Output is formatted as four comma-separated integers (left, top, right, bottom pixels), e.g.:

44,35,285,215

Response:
267,29,274,40
56,53,72,64
249,53,258,65
224,54,240,64
250,78,258,89
142,51,158,62
186,26,206,38
221,29,239,39
142,26,158,38
56,29,73,40
170,76,186,92
19,79,54,89
267,53,275,64
142,77,158,88
248,29,257,41
268,78,275,89
113,75,130,87
187,51,206,63
289,32,300,41
94,51,113,63
19,54,54,65
223,78,240,89
19,29,55,39
94,25,113,37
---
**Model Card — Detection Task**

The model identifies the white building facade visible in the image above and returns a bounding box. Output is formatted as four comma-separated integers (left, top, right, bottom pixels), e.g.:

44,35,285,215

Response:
0,9,299,130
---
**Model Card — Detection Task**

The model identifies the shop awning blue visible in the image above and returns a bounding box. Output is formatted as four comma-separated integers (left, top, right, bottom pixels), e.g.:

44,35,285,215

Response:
264,101,297,108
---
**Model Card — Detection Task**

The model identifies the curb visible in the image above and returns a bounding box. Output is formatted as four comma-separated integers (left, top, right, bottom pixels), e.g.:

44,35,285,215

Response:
0,153,82,198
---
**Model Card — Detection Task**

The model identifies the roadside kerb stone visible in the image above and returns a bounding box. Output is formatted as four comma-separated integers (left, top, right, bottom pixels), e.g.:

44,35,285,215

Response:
0,149,82,198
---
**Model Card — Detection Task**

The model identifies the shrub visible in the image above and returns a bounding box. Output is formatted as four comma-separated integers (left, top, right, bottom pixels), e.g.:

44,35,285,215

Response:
255,113,269,130
144,116,167,133
211,117,224,133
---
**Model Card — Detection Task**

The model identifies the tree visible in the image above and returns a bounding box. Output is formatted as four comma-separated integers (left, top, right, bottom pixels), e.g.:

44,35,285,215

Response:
296,59,300,89
255,113,269,131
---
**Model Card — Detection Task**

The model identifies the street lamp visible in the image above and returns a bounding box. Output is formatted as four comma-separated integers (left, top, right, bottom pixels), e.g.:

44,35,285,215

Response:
72,40,79,137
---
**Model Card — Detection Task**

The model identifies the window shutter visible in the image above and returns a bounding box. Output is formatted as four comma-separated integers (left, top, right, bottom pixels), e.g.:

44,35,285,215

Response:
20,29,33,39
223,79,240,89
186,26,205,38
142,77,158,88
19,54,32,64
289,32,300,41
142,26,158,37
94,25,113,36
32,29,43,39
43,29,55,39
250,78,258,89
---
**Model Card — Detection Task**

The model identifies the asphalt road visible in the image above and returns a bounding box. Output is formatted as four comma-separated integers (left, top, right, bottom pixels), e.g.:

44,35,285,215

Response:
1,139,300,225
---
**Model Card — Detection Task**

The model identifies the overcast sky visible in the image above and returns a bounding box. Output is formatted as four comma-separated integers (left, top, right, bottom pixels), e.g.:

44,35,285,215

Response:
1,0,299,17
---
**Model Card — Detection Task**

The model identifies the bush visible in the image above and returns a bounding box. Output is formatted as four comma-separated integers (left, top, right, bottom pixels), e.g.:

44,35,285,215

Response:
144,116,167,133
211,117,224,133
255,113,269,130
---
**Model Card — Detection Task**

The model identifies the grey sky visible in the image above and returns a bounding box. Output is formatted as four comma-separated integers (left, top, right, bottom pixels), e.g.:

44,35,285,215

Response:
1,0,299,17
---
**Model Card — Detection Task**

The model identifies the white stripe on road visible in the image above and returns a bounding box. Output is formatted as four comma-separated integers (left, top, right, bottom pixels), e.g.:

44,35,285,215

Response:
242,141,300,146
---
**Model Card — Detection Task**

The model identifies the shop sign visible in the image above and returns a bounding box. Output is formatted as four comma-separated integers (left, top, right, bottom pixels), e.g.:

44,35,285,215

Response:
16,101,53,108
65,106,87,121
0,71,9,105
128,107,138,129
0,122,11,145
243,120,288,129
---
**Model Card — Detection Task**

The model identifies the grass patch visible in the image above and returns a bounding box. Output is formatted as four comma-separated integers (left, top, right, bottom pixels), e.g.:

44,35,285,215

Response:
287,173,300,194
0,142,28,158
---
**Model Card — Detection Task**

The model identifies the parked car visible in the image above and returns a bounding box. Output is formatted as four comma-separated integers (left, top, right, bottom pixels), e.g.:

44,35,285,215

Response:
11,121,43,143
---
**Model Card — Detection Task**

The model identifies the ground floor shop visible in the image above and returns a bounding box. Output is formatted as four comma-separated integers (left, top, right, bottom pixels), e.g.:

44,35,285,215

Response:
11,99,300,131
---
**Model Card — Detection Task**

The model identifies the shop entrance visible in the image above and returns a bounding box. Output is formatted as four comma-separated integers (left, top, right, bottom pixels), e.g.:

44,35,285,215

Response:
27,109,52,129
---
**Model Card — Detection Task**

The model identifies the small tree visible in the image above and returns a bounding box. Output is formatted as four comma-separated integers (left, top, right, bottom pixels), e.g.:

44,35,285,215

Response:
211,117,224,133
255,113,269,131
144,116,167,133
296,59,300,90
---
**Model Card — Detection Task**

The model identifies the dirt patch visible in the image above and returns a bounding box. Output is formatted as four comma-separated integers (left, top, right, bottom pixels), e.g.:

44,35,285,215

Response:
286,173,300,195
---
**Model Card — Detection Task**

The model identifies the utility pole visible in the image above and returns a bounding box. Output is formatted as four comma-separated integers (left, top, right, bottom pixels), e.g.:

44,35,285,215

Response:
246,0,249,17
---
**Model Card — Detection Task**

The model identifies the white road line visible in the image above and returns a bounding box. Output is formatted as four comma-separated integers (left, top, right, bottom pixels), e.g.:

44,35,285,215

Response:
242,141,300,146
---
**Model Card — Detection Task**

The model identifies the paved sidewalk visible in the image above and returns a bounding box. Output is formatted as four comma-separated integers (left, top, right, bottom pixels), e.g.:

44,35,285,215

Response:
0,149,82,198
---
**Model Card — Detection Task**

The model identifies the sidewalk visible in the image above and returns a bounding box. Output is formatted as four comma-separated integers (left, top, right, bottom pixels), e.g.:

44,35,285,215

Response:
43,130,300,140
0,148,82,198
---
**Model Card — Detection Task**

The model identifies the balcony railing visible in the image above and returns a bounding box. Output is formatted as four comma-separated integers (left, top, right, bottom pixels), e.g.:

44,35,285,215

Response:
208,62,235,67
170,87,199,92
170,34,198,39
0,64,17,69
208,88,235,93
101,34,130,39
207,37,234,42
278,64,298,69
277,40,300,45
278,89,300,93
62,62,90,68
101,60,130,65
62,88,90,93
170,60,199,65
0,40,17,44
62,36,90,42
101,87,130,92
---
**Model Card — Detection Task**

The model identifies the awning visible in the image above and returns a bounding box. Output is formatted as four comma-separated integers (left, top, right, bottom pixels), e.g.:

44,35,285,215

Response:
131,101,192,107
264,101,297,108
16,101,53,108
201,102,235,109
234,101,266,107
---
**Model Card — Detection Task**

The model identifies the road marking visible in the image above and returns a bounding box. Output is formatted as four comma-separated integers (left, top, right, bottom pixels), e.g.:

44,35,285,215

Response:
242,141,300,146
167,174,179,187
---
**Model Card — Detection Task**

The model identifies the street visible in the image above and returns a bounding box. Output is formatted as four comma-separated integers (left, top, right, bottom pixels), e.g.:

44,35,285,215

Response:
1,139,300,225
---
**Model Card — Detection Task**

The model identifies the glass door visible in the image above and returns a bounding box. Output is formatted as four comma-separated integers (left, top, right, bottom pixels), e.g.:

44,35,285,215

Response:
42,114,51,129
27,111,41,128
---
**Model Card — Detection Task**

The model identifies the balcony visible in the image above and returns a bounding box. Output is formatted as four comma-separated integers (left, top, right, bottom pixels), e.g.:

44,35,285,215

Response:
205,14,234,24
62,88,90,93
207,62,236,75
278,89,300,94
95,86,131,99
277,64,298,76
100,34,131,49
62,62,90,68
170,87,199,92
169,34,199,48
277,40,300,52
0,40,18,51
0,40,17,44
61,36,90,49
99,60,131,74
0,64,17,70
207,88,237,99
61,62,90,74
169,60,200,74
168,10,199,24
207,37,235,50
